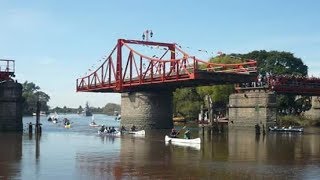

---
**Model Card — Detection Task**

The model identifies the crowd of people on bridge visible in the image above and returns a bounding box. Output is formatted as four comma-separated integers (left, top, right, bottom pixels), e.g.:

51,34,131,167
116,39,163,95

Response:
239,74,320,89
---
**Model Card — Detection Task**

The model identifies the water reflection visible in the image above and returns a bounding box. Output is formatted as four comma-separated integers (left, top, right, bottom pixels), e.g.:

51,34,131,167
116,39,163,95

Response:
1,115,320,179
0,133,22,179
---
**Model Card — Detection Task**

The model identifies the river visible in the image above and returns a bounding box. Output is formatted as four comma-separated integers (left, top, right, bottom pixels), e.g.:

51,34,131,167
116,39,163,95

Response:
0,114,319,179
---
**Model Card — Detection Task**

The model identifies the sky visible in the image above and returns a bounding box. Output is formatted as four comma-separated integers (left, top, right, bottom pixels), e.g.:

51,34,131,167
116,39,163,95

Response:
1,0,320,108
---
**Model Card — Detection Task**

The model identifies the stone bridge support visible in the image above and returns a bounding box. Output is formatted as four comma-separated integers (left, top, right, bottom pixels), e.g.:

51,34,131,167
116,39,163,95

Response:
121,91,173,130
228,89,277,130
0,81,23,132
304,96,320,120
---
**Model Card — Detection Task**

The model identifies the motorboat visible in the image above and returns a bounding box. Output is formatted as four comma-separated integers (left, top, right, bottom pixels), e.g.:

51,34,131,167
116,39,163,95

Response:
89,122,101,127
165,135,201,144
89,115,100,127
269,126,303,132
65,124,71,128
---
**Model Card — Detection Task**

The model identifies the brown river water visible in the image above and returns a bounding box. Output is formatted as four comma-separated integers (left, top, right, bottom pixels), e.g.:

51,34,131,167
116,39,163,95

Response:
0,114,319,179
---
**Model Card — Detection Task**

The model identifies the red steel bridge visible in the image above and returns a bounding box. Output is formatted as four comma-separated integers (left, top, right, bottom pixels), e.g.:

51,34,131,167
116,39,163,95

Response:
76,39,257,93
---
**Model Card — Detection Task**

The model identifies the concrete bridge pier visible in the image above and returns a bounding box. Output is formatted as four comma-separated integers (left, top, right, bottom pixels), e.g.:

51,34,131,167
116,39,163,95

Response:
228,88,277,131
0,81,23,132
304,96,320,120
121,91,173,130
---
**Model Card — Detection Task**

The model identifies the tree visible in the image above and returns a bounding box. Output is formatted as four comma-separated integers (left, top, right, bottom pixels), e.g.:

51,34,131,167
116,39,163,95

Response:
173,87,202,120
240,50,309,115
102,103,121,115
22,81,50,115
77,105,83,114
240,50,307,76
195,55,244,112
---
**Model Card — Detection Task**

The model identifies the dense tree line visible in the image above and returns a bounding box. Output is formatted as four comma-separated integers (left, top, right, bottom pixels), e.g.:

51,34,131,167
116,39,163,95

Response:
173,50,310,121
22,81,121,116
50,103,121,115
22,81,50,115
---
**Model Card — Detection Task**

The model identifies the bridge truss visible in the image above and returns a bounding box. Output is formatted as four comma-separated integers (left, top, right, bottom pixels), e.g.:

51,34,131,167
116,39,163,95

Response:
76,39,257,93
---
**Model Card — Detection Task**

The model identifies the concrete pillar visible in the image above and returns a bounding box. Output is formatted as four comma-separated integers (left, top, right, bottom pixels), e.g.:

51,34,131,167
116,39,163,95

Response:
121,91,173,130
0,81,23,132
228,90,277,130
304,96,320,120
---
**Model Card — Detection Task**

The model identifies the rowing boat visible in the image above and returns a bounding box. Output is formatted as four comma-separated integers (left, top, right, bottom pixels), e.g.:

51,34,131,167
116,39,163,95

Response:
128,130,145,135
98,130,121,136
165,135,201,144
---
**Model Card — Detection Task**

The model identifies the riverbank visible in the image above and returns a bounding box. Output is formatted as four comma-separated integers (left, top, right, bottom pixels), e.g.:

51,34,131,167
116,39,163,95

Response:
278,115,320,127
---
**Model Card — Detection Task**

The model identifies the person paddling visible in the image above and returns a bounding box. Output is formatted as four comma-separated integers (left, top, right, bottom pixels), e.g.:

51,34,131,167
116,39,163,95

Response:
184,129,191,139
170,128,178,138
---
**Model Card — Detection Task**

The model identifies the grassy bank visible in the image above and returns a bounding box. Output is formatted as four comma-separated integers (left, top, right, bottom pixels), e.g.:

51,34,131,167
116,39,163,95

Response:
278,115,320,127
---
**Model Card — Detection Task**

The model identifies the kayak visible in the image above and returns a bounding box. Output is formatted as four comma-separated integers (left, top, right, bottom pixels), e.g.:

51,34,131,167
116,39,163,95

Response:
65,124,71,128
128,130,145,135
98,130,121,136
165,135,201,144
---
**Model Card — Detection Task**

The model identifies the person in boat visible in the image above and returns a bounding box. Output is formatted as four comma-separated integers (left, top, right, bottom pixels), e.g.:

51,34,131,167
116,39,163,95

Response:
170,128,178,138
110,127,116,133
131,125,137,132
48,117,52,121
63,118,68,125
120,126,126,132
107,127,112,133
99,125,105,133
91,121,96,125
184,129,191,139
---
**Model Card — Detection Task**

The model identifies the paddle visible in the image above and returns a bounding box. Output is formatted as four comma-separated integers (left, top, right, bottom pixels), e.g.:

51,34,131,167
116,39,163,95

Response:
176,126,187,136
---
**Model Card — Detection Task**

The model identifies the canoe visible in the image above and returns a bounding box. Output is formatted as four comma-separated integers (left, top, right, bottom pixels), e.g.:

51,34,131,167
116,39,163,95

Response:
98,130,121,136
165,141,201,150
128,130,145,135
165,135,201,144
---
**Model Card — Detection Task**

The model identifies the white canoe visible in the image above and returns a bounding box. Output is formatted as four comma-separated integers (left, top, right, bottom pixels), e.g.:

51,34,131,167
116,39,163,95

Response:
98,130,121,136
128,130,145,135
165,135,201,144
165,141,201,150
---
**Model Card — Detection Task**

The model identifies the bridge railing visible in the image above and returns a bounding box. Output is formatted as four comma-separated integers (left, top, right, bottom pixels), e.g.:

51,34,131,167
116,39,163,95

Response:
0,59,15,81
